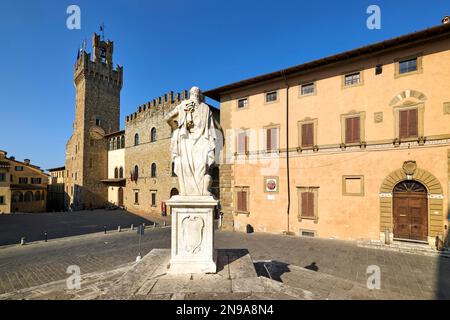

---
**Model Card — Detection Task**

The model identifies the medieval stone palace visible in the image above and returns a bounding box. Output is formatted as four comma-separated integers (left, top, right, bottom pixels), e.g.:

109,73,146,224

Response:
48,33,219,217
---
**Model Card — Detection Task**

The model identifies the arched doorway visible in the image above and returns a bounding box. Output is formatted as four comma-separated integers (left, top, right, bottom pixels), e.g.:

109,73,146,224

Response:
118,187,124,207
393,181,428,241
170,188,179,197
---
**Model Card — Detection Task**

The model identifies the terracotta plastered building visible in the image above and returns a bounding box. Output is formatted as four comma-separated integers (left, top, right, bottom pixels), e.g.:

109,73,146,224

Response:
0,150,49,214
205,22,450,246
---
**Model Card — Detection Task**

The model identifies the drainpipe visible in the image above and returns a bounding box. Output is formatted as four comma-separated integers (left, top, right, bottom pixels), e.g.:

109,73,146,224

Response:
282,71,291,234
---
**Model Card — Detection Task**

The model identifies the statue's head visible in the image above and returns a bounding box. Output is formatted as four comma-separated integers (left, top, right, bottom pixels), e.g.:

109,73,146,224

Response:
190,86,203,104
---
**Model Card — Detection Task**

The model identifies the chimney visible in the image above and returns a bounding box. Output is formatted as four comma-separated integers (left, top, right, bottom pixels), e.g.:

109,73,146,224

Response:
10,156,15,161
24,159,30,165
443,16,450,24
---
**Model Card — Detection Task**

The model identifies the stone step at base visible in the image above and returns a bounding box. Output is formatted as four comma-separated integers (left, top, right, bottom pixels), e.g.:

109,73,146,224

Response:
357,240,450,258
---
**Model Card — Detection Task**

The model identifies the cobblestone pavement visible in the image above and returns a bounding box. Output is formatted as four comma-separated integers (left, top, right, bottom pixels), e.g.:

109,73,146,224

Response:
0,209,166,246
0,229,448,299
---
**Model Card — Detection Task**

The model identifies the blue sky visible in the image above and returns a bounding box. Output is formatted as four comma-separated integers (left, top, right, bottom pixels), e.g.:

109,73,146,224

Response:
0,0,448,170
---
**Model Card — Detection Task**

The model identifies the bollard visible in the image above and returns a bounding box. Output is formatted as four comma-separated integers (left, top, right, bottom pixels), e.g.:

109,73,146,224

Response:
153,222,156,228
44,232,48,242
163,221,166,227
104,225,107,234
118,226,121,232
131,224,134,231
20,237,26,246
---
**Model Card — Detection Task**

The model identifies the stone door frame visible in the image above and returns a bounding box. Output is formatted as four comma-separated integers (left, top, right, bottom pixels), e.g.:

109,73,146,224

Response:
379,161,444,245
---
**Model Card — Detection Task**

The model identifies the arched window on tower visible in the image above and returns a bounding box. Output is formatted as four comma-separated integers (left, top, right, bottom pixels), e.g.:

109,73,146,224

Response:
121,136,125,148
151,128,157,143
119,167,124,179
116,137,120,149
134,134,140,146
114,167,119,179
151,163,157,178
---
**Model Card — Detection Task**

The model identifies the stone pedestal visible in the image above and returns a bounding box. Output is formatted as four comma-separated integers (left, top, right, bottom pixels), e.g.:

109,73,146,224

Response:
167,195,218,274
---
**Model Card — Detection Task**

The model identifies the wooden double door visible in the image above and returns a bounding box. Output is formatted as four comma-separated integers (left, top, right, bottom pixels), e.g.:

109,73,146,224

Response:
393,181,428,242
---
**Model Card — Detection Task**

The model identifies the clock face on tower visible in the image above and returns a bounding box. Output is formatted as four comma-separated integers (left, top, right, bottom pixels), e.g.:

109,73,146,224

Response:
89,126,105,140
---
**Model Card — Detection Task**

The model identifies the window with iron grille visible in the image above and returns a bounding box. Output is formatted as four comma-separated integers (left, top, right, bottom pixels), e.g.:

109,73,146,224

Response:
344,72,361,86
265,91,278,103
399,58,417,74
19,177,28,184
237,98,248,109
301,83,315,96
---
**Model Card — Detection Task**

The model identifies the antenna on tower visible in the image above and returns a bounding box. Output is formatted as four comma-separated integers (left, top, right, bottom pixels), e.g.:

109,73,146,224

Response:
100,23,106,41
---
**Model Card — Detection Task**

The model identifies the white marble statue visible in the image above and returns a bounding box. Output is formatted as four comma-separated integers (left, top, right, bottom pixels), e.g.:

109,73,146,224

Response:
165,87,219,196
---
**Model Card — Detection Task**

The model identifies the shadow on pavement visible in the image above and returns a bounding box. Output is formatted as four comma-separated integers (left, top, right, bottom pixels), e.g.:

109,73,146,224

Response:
0,209,157,246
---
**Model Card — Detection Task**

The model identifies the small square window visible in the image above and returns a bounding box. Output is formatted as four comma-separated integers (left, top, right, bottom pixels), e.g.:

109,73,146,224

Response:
15,166,24,172
399,58,417,74
95,118,101,126
0,196,4,205
301,83,315,96
344,72,361,86
237,98,248,109
265,91,278,103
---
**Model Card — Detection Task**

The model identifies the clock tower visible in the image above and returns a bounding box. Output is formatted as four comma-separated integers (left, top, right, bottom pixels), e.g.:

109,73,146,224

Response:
65,33,123,210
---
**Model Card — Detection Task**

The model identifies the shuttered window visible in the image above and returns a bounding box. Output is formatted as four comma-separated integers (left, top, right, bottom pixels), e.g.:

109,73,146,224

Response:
399,109,418,139
301,192,315,218
345,116,360,144
266,128,278,152
238,132,249,154
237,190,248,212
301,123,314,147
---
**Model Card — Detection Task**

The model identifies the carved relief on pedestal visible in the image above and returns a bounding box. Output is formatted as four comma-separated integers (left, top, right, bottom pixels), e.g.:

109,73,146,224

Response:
182,216,205,254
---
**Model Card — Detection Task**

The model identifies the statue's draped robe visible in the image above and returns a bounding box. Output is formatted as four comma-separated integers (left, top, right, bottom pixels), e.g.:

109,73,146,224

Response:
171,101,217,196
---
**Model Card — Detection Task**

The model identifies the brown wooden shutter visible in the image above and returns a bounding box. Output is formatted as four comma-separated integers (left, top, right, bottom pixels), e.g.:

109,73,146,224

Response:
266,129,272,151
352,117,360,143
302,123,314,147
345,117,360,143
408,109,418,137
301,192,315,217
345,117,353,143
238,133,246,154
399,110,409,138
237,191,247,212
245,135,249,153
271,128,278,150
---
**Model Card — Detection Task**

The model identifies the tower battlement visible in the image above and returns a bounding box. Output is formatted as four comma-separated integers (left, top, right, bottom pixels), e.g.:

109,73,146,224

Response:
126,90,189,123
74,33,123,89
